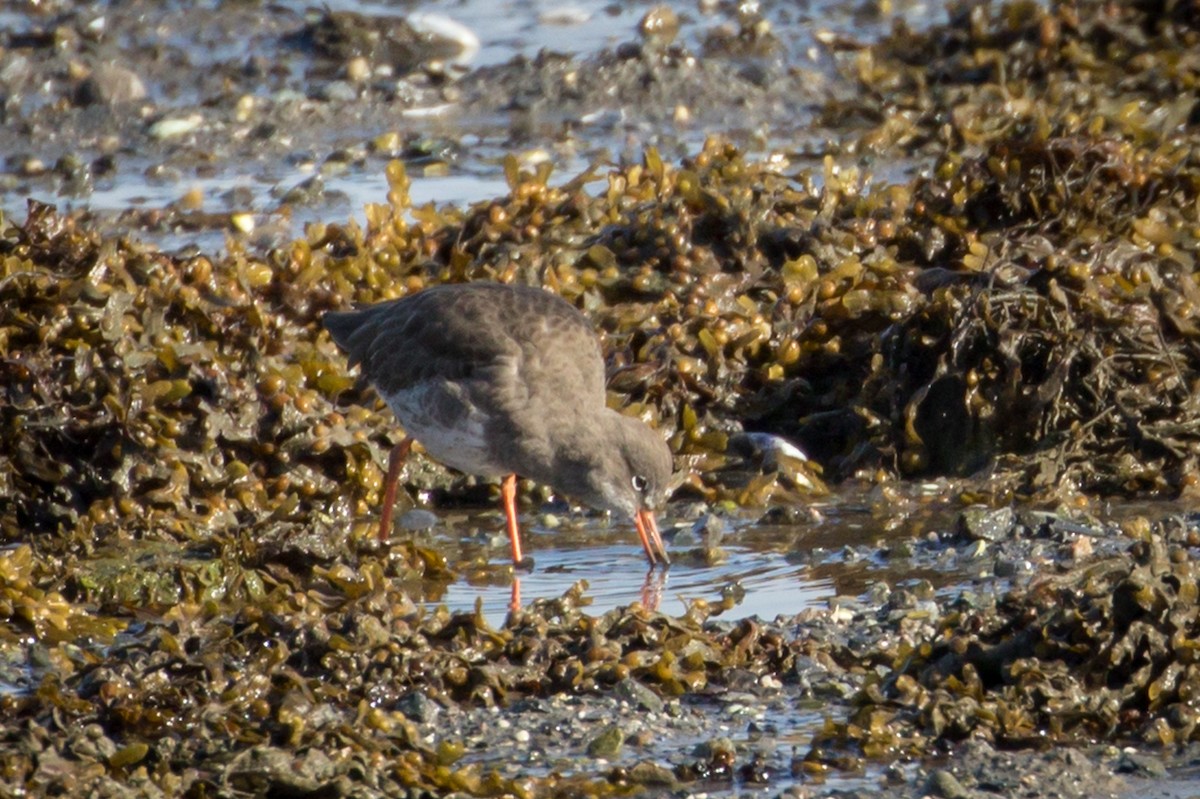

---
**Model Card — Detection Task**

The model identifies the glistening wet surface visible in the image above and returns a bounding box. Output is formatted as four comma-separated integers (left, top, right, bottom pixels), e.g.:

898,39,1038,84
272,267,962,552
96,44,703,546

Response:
422,537,835,626
0,0,933,255
394,488,981,627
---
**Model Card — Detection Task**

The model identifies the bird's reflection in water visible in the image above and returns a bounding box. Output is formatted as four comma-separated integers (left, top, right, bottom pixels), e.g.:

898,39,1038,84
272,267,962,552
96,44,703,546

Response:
509,567,669,613
639,567,668,611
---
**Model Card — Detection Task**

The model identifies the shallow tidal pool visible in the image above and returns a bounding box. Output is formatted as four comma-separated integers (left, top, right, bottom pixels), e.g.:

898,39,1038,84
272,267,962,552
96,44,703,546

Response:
389,487,988,627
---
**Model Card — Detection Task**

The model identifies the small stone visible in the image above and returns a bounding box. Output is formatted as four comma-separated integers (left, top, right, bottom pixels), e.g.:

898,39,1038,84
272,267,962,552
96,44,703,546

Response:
407,12,480,63
963,539,989,559
692,736,735,760
396,691,439,723
145,163,183,185
639,5,679,43
74,63,147,106
627,760,677,786
614,677,664,713
0,54,31,84
372,131,403,153
539,8,591,26
178,186,204,210
280,175,326,205
149,114,203,140
235,94,256,122
346,56,371,83
928,768,971,799
229,212,255,234
691,513,726,548
398,509,438,531
1116,750,1168,778
958,506,1016,542
318,80,359,102
16,156,46,177
586,724,624,758
109,742,149,768
865,582,892,605
615,41,642,60
993,558,1019,577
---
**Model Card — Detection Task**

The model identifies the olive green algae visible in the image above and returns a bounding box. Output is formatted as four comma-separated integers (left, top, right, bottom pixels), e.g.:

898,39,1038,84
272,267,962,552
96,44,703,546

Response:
4,0,1200,796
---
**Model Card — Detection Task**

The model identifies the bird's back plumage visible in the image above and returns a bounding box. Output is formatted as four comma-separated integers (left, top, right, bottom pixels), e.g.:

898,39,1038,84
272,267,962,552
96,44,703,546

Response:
324,283,610,481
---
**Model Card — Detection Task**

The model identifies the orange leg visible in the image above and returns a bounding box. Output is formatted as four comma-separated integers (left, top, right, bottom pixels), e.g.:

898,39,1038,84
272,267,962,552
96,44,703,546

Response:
510,577,522,612
500,474,525,565
378,437,413,540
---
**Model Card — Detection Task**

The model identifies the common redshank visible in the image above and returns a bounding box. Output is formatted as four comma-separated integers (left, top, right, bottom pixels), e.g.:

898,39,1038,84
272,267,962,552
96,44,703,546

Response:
324,282,673,567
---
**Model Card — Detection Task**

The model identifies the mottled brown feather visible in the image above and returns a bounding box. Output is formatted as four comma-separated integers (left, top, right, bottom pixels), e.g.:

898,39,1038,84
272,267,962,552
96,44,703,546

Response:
324,284,604,401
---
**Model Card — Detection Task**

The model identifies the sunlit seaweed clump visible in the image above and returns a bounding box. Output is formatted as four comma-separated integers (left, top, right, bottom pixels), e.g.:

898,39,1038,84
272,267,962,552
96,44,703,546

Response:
808,522,1200,767
3,0,1200,794
7,1,1200,551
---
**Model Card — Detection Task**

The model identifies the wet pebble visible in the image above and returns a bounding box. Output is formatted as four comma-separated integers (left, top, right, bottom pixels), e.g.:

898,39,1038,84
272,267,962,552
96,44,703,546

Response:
691,512,727,548
693,736,736,760
73,62,146,106
12,153,45,176
962,539,989,559
993,557,1022,577
279,175,326,206
539,8,591,26
1116,750,1168,778
586,724,625,757
149,114,203,139
927,768,971,799
957,506,1016,542
53,154,91,195
615,677,664,713
69,724,117,760
397,690,440,723
316,80,358,102
398,509,439,531
0,54,31,84
345,56,371,83
639,6,680,44
627,760,677,786
144,163,182,184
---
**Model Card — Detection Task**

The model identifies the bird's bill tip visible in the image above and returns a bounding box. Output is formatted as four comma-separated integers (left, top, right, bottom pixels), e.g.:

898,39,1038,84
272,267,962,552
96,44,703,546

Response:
635,508,670,567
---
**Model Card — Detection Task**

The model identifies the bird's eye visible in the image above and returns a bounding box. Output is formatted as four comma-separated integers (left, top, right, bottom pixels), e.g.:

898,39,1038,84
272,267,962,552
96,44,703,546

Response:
631,475,648,493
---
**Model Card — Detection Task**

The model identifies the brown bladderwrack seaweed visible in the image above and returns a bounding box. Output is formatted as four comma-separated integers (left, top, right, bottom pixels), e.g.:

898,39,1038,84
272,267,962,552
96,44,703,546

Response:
7,42,1200,549
4,0,1200,794
806,524,1200,770
1,545,819,797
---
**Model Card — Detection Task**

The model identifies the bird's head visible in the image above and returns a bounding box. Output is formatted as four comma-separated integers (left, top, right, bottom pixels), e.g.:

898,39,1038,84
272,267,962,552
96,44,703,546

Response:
578,412,673,566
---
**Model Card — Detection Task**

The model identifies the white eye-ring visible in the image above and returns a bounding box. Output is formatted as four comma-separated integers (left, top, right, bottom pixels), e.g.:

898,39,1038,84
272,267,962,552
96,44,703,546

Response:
631,475,648,492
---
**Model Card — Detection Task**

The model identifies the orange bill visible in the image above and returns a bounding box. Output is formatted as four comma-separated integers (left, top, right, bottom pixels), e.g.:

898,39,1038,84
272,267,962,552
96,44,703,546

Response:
634,508,669,567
